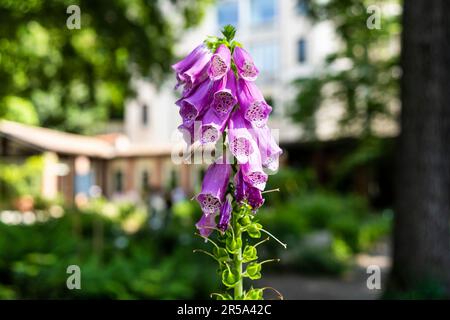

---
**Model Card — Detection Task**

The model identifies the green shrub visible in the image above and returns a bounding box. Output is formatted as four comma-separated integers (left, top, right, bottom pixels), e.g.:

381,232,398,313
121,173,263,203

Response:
0,203,217,299
384,279,449,300
259,191,392,275
264,167,318,204
0,156,43,206
294,247,349,276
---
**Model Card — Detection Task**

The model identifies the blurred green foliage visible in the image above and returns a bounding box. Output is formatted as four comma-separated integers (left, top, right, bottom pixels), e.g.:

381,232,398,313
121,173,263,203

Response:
0,0,211,133
0,96,39,125
384,279,449,300
0,167,393,298
0,199,217,299
0,155,43,207
265,167,318,204
292,0,401,139
260,168,392,276
290,1,400,199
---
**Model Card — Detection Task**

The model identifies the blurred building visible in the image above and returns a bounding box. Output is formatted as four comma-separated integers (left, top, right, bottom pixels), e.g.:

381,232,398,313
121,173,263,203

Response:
2,0,369,207
0,120,194,205
0,0,338,206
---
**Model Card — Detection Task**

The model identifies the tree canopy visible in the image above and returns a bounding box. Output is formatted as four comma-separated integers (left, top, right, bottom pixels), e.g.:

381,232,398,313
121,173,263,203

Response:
0,0,210,133
292,0,401,140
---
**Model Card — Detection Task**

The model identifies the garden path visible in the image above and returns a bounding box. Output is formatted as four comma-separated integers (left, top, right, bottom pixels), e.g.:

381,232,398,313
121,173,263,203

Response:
257,240,391,300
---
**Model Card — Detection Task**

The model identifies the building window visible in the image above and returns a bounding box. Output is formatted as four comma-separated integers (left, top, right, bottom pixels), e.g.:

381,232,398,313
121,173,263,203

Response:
296,0,309,15
217,0,238,28
114,170,123,193
75,172,93,196
298,38,307,63
169,169,177,189
141,170,150,191
250,0,276,25
248,42,279,79
142,104,148,126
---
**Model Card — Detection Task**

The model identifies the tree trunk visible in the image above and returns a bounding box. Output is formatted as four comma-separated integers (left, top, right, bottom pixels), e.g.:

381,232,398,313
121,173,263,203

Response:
389,0,450,297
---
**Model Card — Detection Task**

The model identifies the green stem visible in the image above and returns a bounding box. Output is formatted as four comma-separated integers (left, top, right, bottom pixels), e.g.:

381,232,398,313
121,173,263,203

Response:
193,249,220,263
194,233,220,250
232,208,243,299
260,228,288,249
254,237,270,248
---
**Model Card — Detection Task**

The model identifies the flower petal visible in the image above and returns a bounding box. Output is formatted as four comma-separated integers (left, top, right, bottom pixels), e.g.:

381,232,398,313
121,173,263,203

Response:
196,212,218,237
177,80,212,127
196,159,231,213
240,146,268,191
208,44,231,81
172,44,210,75
234,167,264,211
228,109,255,164
251,126,283,173
200,108,230,144
217,196,232,231
177,45,211,95
234,168,247,203
237,79,272,128
247,186,264,211
211,69,237,117
233,47,259,81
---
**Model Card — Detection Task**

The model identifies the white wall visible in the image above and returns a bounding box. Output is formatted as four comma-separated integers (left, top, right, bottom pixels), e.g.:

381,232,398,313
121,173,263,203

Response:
125,80,180,146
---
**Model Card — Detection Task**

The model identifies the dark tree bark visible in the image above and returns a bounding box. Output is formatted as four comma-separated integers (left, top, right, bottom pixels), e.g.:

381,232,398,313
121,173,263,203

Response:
389,0,450,296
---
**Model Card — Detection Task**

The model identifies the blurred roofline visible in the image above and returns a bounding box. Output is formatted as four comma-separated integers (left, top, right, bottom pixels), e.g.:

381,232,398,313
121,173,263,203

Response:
0,120,176,159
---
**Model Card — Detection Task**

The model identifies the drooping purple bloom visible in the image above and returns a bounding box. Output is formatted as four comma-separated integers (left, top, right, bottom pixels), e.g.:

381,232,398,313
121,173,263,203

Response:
177,120,202,146
237,79,272,128
240,145,268,191
196,159,231,214
198,70,236,144
246,185,264,211
233,47,259,81
211,69,237,118
172,40,278,236
172,44,212,95
251,126,283,173
227,109,254,164
217,197,232,231
176,80,212,127
177,123,195,145
196,212,218,237
208,44,231,81
200,107,230,144
172,44,210,85
172,44,209,75
234,167,264,211
234,168,247,203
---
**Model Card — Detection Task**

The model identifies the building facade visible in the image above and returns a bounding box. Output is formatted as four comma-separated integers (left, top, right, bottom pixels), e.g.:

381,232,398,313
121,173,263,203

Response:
0,0,338,208
0,120,196,207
